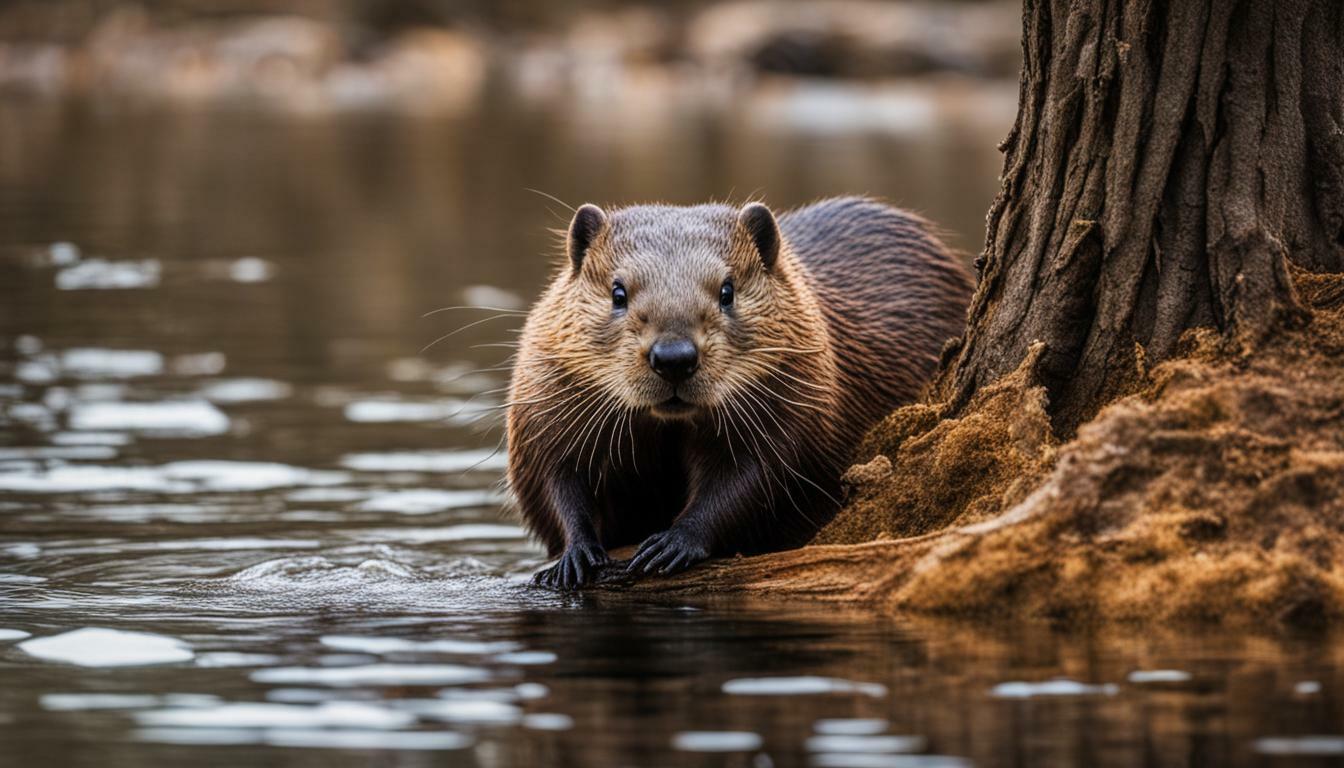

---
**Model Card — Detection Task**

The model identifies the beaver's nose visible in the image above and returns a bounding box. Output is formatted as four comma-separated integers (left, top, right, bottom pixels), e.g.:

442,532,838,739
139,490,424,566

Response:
648,337,699,384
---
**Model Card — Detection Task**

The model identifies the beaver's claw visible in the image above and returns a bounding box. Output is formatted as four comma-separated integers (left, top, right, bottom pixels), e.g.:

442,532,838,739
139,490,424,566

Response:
628,528,709,577
532,541,609,591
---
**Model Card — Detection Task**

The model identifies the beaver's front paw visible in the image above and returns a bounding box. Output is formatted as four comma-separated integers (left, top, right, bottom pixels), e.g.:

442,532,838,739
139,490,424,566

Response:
628,528,709,576
532,541,608,591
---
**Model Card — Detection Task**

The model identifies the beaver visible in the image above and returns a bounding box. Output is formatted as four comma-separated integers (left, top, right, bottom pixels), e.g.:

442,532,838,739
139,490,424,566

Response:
507,196,973,589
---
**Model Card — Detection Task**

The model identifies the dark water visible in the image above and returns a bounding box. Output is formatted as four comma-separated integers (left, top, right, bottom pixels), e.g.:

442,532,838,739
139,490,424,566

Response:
2,91,1343,767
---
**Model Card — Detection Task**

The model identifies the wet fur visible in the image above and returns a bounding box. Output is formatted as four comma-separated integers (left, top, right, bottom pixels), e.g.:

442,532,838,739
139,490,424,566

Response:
507,196,972,588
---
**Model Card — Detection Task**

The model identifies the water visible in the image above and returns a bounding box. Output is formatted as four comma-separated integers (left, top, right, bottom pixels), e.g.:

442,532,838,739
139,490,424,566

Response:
2,93,1342,767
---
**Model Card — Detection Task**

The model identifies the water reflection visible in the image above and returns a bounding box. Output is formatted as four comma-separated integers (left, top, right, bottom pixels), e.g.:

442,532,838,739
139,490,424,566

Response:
0,66,1340,768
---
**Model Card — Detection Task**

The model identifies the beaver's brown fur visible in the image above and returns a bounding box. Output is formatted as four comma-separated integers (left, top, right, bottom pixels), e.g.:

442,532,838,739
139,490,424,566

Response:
508,196,972,589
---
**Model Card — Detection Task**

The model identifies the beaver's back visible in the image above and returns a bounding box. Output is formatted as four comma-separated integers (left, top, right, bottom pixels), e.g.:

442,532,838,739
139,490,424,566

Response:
780,197,973,430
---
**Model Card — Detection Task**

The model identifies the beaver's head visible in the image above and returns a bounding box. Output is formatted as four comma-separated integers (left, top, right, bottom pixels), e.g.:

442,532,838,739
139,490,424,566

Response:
541,202,827,421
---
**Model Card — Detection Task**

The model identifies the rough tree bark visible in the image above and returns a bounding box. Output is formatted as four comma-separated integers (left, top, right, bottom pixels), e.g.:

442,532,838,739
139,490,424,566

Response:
939,0,1344,433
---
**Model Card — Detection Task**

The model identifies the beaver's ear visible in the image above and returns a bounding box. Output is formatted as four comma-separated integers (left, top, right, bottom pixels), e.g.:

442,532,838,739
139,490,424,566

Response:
567,204,607,274
738,203,779,271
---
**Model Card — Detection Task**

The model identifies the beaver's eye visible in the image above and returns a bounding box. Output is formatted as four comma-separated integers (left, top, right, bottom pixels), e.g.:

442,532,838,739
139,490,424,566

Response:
719,280,735,310
612,281,628,312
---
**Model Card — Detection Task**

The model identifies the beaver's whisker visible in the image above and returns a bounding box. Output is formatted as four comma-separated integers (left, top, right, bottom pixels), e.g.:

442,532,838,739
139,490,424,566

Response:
571,394,619,474
742,389,840,509
736,391,822,525
592,401,624,477
524,187,577,213
745,346,827,355
739,360,832,393
546,390,606,458
621,406,641,475
422,314,525,353
421,305,528,319
725,390,779,505
741,374,829,414
461,437,509,475
579,395,620,476
531,389,597,444
736,360,833,404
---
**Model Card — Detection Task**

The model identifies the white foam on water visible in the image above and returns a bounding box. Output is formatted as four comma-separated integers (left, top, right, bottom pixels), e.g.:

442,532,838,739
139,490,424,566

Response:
0,629,32,641
0,446,118,461
16,335,42,354
990,679,1119,699
56,259,160,290
806,735,926,754
340,449,507,473
436,688,524,704
493,651,556,665
523,713,574,731
228,556,419,588
1255,737,1344,755
198,378,293,403
263,729,473,750
143,537,321,552
460,284,525,311
251,664,490,687
170,352,228,376
815,719,890,736
392,698,522,725
356,489,502,514
0,573,48,584
514,683,549,700
3,543,41,558
1127,669,1192,684
285,487,369,503
18,628,193,667
59,348,164,379
137,701,415,730
132,728,262,746
671,731,763,752
0,466,187,493
320,635,521,655
15,359,56,384
51,431,131,446
1296,681,1323,696
195,652,284,668
41,693,220,711
72,383,128,402
48,242,80,266
68,400,230,436
265,689,344,703
350,525,528,544
722,676,888,698
0,461,344,494
160,461,349,491
343,399,476,424
5,402,55,430
810,756,972,768
229,257,275,283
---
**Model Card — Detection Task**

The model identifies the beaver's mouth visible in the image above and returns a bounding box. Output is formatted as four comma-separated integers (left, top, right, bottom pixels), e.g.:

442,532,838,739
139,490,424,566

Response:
651,394,697,417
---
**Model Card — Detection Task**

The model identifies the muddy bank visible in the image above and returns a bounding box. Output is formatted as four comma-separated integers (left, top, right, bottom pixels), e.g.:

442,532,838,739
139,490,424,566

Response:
600,270,1344,628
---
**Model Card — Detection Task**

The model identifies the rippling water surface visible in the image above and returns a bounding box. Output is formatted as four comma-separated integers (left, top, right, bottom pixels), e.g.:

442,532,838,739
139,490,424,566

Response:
2,95,1343,767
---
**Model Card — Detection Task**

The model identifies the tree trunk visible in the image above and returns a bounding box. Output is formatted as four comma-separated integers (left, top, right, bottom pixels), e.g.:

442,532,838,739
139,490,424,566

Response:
940,0,1344,433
